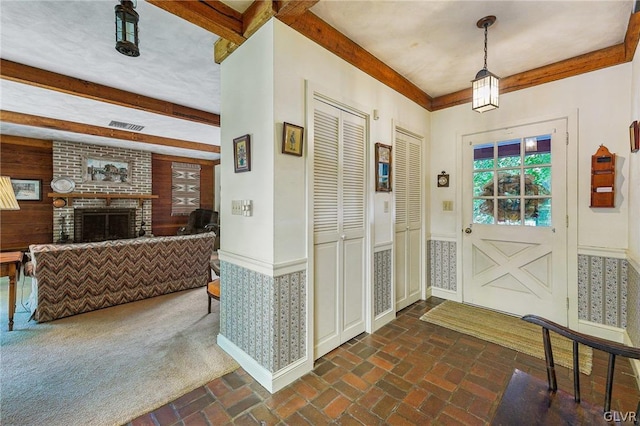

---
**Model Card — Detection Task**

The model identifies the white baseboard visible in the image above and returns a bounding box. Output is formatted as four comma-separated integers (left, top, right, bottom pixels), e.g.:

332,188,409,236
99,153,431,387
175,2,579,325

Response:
624,331,640,391
422,286,432,301
431,287,459,301
374,309,395,332
217,334,311,394
577,319,625,343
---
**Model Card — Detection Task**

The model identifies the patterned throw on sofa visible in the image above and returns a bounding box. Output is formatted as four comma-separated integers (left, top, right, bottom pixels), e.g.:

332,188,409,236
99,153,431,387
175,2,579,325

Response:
29,233,215,322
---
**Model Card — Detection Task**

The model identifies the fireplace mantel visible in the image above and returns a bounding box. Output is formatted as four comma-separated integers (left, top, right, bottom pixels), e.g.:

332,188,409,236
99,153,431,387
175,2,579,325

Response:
48,192,159,207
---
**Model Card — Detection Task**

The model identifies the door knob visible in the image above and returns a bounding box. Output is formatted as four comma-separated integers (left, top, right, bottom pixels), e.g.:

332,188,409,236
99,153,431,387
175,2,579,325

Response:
464,227,472,234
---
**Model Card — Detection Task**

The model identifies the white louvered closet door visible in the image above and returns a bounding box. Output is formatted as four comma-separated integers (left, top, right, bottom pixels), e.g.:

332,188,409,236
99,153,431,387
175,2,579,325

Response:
313,98,366,359
394,129,422,311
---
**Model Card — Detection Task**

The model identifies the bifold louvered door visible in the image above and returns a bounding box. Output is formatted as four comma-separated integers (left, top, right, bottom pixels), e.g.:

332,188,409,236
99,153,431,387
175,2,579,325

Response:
394,129,422,311
313,98,366,359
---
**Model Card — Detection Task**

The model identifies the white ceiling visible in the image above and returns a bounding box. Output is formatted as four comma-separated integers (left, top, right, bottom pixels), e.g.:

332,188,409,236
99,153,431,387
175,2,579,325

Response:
0,0,635,160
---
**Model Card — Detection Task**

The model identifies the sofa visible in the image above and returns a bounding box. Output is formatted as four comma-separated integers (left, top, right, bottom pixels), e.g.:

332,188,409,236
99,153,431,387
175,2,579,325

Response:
29,232,215,322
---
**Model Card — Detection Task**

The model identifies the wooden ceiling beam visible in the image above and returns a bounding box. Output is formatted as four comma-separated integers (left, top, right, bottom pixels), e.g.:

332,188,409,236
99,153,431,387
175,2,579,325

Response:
279,12,433,111
275,0,319,21
0,59,220,127
624,11,640,61
431,43,626,111
147,0,245,45
1,110,220,154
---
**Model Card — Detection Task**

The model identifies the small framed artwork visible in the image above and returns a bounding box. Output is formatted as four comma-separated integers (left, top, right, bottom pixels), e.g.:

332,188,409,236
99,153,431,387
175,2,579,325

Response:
630,120,639,153
375,143,392,192
282,122,304,156
233,134,251,173
82,155,132,185
11,178,42,201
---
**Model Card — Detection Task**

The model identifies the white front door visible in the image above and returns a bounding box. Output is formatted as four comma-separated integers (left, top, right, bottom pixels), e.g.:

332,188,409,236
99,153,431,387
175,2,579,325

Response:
462,120,568,324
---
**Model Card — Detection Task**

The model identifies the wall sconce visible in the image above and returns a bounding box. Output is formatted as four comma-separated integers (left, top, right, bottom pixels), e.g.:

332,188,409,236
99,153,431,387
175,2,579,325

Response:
472,16,499,113
115,0,139,57
0,176,20,210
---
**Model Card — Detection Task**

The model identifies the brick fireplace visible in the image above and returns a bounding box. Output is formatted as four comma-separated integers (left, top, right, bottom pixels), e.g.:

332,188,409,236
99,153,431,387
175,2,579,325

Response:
52,141,152,242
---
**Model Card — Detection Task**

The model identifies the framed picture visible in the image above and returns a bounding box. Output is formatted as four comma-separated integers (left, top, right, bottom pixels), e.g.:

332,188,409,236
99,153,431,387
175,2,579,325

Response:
375,143,392,192
282,122,304,156
11,178,42,201
82,155,132,184
631,120,639,153
233,134,251,173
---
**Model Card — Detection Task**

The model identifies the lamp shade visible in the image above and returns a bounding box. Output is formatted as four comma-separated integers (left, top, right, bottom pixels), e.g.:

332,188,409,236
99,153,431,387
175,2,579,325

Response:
0,176,20,210
115,0,139,57
472,68,499,112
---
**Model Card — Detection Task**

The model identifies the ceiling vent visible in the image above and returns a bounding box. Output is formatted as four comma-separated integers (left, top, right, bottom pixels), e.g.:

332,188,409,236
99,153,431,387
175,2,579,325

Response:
108,120,145,132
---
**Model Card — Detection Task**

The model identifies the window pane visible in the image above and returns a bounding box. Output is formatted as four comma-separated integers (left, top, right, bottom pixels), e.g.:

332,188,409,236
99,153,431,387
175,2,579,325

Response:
474,171,494,196
497,170,520,196
497,139,521,168
496,198,521,225
474,143,494,170
524,167,551,195
473,199,494,224
525,198,551,227
524,136,551,165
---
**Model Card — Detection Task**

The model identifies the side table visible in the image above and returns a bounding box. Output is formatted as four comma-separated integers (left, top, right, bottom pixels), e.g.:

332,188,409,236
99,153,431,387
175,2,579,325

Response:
0,251,22,331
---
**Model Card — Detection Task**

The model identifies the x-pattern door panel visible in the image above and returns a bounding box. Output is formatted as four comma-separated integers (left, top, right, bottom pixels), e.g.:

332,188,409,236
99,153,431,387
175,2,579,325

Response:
462,120,568,325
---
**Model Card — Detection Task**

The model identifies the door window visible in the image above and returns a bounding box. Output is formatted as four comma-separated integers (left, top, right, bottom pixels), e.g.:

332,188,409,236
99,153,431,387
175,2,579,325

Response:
473,135,552,227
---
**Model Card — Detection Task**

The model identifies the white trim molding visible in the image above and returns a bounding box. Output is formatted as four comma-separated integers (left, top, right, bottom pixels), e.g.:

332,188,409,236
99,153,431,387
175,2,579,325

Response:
431,287,460,301
624,331,640,390
577,319,625,343
218,334,312,394
578,246,627,259
219,250,307,277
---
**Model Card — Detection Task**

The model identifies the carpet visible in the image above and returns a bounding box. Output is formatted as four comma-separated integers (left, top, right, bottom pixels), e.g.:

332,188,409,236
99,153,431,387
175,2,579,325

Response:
0,286,239,426
420,301,592,375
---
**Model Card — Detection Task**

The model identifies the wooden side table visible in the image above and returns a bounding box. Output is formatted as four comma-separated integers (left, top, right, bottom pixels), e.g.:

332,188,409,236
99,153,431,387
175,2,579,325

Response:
1,251,22,331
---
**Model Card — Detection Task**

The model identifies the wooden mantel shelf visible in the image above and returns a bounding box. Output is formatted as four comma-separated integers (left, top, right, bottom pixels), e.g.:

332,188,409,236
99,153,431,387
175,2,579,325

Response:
48,192,159,207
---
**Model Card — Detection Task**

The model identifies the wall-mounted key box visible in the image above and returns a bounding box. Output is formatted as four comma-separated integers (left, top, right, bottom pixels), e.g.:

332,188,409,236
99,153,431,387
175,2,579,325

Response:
590,145,616,208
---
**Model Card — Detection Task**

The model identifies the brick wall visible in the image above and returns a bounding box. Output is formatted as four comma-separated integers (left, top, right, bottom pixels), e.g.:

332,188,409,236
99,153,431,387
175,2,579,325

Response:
52,141,152,241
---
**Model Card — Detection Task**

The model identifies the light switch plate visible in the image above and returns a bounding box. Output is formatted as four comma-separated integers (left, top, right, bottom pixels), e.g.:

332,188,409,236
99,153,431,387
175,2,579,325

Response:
443,200,454,212
231,200,242,215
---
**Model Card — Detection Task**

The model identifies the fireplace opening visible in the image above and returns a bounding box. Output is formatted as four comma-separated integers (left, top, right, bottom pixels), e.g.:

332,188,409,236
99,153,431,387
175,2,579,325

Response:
74,208,136,243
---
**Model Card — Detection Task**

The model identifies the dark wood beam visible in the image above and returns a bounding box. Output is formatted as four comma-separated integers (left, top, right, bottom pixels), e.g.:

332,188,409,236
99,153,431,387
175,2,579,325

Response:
280,12,433,111
243,0,276,38
432,44,626,111
0,59,220,127
1,110,220,154
0,134,53,149
624,11,640,61
153,153,219,166
147,0,245,45
275,0,319,20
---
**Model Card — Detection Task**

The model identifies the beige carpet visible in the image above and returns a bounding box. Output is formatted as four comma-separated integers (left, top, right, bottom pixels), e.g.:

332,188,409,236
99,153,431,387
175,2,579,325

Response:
420,301,592,375
0,285,239,426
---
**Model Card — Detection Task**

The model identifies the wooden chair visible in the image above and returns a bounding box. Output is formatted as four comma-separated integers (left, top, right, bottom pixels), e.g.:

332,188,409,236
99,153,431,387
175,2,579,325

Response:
207,278,220,314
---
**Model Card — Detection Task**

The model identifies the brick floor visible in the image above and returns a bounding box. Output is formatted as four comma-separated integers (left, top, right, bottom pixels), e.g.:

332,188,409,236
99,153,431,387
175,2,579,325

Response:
127,298,640,425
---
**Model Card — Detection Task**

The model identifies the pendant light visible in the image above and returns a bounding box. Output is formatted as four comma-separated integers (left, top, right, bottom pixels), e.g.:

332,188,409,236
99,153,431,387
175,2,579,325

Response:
115,0,139,57
472,16,499,112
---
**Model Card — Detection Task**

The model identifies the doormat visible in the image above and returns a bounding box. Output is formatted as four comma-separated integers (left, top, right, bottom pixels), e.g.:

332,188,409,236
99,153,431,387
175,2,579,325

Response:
420,301,592,375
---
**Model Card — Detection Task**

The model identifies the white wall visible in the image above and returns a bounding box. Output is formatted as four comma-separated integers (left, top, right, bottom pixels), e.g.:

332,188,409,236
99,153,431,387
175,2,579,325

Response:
431,64,632,249
272,20,430,264
220,23,276,263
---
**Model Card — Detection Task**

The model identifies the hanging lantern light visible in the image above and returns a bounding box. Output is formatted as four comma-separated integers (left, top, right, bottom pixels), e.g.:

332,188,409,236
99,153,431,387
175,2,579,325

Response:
472,16,499,112
115,0,139,57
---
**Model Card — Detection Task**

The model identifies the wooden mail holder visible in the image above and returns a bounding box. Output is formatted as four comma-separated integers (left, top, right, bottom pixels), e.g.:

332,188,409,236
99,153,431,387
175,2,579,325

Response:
590,145,616,208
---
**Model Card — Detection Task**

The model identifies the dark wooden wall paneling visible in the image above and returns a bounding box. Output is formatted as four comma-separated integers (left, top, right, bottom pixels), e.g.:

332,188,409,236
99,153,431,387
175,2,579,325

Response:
0,136,53,252
151,154,217,236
